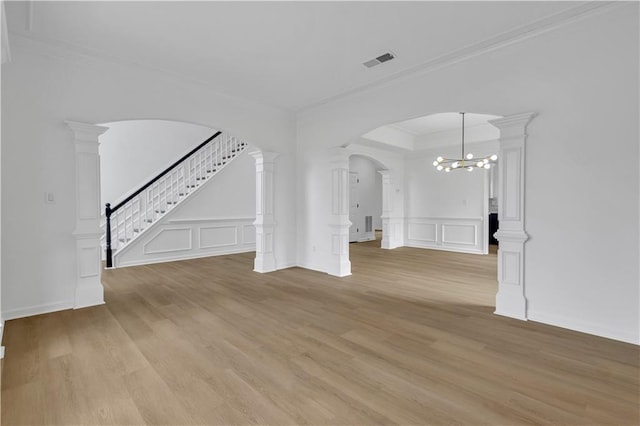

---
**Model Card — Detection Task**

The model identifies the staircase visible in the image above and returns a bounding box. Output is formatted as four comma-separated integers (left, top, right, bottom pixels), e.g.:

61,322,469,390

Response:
104,131,248,267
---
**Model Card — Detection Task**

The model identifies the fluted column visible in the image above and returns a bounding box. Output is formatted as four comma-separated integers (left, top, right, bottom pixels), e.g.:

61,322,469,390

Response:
488,112,536,320
328,148,351,277
66,121,109,309
250,151,278,273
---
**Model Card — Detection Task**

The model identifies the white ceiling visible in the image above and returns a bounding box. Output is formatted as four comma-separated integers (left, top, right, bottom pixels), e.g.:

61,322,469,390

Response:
362,112,501,151
6,1,587,111
391,112,500,136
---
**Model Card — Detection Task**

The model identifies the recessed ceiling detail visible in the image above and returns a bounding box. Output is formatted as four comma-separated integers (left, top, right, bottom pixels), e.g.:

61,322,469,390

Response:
363,52,395,68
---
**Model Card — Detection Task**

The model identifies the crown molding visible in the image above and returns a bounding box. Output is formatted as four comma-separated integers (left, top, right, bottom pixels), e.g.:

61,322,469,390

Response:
298,1,622,114
6,1,623,114
7,31,289,114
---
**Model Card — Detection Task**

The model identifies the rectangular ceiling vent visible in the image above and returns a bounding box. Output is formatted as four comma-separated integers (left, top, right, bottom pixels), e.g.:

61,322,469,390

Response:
363,52,395,68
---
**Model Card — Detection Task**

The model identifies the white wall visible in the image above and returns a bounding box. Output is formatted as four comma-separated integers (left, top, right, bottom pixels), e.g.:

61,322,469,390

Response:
114,149,256,267
1,36,296,319
404,140,498,254
100,120,215,207
297,4,639,343
349,155,382,239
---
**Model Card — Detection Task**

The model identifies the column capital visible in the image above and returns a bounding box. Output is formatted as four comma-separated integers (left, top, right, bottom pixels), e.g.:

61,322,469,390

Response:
249,150,279,164
65,121,109,143
488,112,537,138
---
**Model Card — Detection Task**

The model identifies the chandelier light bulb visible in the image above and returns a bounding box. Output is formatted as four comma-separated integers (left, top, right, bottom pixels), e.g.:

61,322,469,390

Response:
432,113,495,175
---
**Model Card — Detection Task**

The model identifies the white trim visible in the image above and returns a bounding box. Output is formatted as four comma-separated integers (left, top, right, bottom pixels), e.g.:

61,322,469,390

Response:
116,247,255,268
0,321,4,359
296,260,328,274
528,310,640,346
3,300,75,321
168,216,254,224
142,227,193,255
300,2,621,112
404,243,484,255
405,217,485,254
275,260,297,270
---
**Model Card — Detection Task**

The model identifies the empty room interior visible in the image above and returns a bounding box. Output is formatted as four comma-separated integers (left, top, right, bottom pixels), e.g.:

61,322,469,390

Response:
1,1,639,425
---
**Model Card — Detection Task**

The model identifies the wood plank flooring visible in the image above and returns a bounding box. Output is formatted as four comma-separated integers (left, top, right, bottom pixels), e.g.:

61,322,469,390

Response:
2,239,639,425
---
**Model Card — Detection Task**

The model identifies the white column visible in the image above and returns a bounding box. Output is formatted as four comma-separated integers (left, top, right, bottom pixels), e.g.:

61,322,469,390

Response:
250,151,278,273
328,148,351,277
488,112,536,320
66,121,109,309
379,170,403,249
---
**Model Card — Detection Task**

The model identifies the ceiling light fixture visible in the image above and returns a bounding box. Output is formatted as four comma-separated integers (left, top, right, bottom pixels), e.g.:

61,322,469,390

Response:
433,112,497,173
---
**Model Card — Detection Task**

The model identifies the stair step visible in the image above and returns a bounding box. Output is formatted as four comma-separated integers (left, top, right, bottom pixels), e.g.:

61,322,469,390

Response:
178,193,186,196
155,210,166,214
206,169,217,173
167,201,177,205
196,177,206,181
118,238,131,243
146,219,153,223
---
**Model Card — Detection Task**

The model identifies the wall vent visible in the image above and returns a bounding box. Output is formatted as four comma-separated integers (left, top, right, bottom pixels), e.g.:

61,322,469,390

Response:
365,216,373,233
363,52,395,68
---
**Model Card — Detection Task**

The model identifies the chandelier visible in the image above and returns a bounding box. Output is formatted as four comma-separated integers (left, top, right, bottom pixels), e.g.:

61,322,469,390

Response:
433,112,497,172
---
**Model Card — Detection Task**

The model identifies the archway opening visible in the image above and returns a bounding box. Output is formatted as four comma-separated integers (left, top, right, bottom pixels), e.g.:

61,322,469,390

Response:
340,111,504,310
97,119,258,269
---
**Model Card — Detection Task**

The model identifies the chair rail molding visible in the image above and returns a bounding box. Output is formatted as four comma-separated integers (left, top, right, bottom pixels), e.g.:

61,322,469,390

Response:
66,121,109,309
250,150,279,273
488,112,537,320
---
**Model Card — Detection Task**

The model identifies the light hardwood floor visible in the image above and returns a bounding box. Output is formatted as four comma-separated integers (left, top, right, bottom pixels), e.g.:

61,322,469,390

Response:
2,239,639,425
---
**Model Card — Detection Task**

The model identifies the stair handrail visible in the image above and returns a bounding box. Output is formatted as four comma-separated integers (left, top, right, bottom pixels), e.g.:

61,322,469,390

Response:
105,131,222,267
109,131,221,213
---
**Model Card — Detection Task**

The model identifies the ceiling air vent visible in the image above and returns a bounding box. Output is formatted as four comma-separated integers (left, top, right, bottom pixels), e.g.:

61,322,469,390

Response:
363,52,395,68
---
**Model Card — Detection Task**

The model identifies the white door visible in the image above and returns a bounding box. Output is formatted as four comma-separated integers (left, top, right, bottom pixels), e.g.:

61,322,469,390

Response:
349,172,360,242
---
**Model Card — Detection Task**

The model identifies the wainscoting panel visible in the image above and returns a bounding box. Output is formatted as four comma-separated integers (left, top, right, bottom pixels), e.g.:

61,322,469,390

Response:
200,226,237,249
405,217,485,254
115,217,256,267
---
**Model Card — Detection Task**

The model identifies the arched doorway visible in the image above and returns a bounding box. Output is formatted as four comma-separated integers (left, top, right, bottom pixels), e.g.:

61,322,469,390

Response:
327,111,536,321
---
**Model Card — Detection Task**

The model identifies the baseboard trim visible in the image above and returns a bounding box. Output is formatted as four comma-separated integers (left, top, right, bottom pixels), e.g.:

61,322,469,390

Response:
115,248,255,268
528,309,640,345
275,260,297,270
404,243,484,255
3,300,75,321
0,320,5,359
296,261,327,274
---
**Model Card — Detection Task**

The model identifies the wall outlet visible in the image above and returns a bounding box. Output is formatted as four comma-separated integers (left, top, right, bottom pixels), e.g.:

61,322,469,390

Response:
44,192,55,204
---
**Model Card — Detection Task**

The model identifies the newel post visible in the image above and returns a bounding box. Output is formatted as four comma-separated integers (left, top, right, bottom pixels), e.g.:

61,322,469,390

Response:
66,121,109,309
250,151,279,273
488,112,536,320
